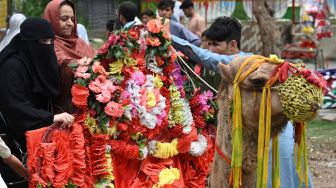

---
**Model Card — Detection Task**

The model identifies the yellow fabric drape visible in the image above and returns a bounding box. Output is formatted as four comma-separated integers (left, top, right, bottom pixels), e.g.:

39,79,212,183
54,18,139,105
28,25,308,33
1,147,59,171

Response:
295,122,309,188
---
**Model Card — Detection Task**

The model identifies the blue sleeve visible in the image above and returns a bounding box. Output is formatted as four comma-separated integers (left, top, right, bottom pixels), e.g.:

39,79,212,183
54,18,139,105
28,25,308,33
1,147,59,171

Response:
171,35,235,73
170,21,201,47
178,27,201,47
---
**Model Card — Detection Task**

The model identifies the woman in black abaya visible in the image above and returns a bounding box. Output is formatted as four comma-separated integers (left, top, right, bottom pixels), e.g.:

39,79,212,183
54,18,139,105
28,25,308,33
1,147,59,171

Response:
0,18,74,187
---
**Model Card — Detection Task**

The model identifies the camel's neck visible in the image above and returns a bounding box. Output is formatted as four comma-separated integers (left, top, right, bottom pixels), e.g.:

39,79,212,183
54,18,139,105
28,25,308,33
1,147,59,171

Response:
209,81,258,188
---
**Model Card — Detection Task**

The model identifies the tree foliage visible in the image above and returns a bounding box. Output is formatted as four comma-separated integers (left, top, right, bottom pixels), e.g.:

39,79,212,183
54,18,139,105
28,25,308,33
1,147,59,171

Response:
20,0,50,17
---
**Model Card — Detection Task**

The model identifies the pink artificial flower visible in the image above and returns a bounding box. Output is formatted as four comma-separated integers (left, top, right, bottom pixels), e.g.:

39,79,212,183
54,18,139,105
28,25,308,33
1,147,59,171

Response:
92,61,108,76
156,110,167,125
200,104,210,113
75,66,91,79
77,57,92,66
131,71,145,85
102,79,118,93
104,101,124,118
162,26,171,40
88,81,101,93
153,89,160,102
204,90,213,99
96,90,111,103
88,75,107,93
139,88,147,107
121,90,130,100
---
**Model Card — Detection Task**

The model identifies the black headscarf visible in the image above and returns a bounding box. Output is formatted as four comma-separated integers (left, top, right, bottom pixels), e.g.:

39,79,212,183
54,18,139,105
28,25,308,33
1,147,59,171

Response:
0,17,59,98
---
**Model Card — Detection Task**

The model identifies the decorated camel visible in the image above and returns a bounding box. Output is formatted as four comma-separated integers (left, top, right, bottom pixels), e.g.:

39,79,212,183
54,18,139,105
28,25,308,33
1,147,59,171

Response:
209,55,325,188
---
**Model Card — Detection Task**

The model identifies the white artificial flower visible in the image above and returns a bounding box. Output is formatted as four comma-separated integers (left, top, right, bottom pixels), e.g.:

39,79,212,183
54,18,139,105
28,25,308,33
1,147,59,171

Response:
189,134,208,157
140,146,149,159
147,56,163,74
182,100,193,134
123,105,132,120
105,144,112,153
148,140,157,155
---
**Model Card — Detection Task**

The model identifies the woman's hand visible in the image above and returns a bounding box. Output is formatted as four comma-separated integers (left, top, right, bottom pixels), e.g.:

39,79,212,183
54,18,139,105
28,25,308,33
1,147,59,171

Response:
3,154,28,178
53,112,74,128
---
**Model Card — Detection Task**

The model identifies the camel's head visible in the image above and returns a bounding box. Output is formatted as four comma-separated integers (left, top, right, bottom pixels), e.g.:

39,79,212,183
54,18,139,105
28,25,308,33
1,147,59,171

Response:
218,56,287,137
218,55,325,137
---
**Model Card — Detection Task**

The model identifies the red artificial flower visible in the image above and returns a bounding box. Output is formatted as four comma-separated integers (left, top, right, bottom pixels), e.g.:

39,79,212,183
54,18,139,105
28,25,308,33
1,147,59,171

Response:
156,56,165,66
104,101,124,118
91,134,109,180
177,127,198,153
117,122,128,131
69,122,86,186
71,84,90,109
97,33,121,55
110,140,140,159
169,46,177,63
129,29,139,40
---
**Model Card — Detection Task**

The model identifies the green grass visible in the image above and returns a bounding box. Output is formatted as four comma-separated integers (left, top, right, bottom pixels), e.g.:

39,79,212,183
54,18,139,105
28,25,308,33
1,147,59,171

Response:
307,118,336,138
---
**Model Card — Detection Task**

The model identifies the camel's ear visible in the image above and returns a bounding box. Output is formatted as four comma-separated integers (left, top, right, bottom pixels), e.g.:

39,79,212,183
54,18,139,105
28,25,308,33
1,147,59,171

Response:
218,63,234,82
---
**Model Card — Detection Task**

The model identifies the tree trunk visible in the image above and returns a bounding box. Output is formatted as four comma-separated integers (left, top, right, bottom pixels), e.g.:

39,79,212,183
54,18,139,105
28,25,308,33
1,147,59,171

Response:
252,0,281,56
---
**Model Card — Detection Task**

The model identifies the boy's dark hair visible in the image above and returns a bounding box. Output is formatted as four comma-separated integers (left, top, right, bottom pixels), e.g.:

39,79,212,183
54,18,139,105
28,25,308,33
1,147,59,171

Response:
201,29,209,38
140,9,156,18
158,0,175,10
106,19,116,32
206,16,242,49
180,0,194,9
118,1,138,22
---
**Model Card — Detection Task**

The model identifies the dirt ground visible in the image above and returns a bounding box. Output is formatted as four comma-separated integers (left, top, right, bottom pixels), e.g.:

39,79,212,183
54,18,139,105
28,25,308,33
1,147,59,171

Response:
307,109,336,188
308,131,336,188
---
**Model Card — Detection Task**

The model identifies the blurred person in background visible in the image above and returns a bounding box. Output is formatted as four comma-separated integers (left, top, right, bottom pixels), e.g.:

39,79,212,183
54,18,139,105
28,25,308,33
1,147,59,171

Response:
180,0,205,38
117,1,139,29
140,9,156,25
0,13,26,51
106,19,116,37
158,0,201,46
173,0,186,24
77,23,89,44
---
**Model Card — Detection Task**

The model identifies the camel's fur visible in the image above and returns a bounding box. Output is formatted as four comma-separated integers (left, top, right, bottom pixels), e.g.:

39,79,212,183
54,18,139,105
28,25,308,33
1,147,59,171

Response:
209,56,288,188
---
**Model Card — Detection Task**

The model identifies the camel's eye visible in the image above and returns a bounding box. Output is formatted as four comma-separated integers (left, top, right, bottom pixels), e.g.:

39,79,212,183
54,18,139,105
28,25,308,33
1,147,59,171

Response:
250,78,267,89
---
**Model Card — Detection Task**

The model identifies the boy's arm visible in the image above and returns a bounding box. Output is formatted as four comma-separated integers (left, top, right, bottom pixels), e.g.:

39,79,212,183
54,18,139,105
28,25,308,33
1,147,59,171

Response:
171,35,234,73
170,20,201,47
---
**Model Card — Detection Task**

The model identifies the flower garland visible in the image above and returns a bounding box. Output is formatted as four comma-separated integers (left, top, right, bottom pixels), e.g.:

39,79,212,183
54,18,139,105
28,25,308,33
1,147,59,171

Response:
124,71,167,129
29,18,216,187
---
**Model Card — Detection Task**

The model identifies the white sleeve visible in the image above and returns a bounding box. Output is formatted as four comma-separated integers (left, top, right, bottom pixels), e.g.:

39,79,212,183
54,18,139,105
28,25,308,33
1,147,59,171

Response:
0,137,11,159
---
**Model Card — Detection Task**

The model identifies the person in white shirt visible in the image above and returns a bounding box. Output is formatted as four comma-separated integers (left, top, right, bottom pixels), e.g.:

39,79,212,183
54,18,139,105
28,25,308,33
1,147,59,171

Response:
0,137,27,187
0,13,26,51
77,23,90,44
173,0,186,24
